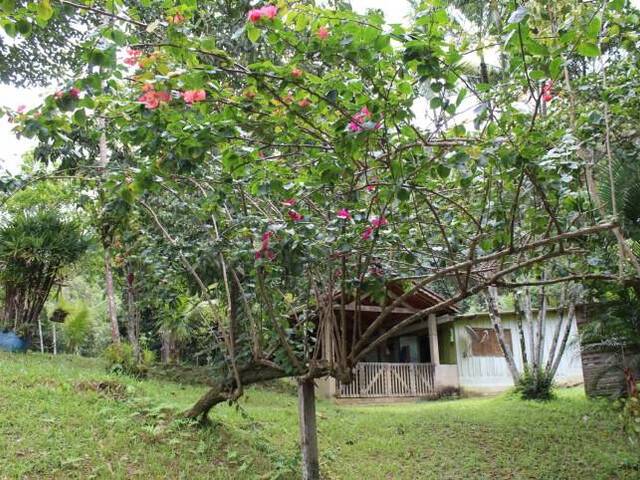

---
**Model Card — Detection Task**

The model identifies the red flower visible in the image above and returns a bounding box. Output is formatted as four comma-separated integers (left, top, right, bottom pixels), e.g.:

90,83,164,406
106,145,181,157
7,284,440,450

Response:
248,9,263,23
182,89,206,104
291,68,303,78
298,98,311,108
542,80,553,102
361,226,374,240
282,198,297,207
69,87,81,99
337,209,351,220
256,231,276,261
288,210,304,222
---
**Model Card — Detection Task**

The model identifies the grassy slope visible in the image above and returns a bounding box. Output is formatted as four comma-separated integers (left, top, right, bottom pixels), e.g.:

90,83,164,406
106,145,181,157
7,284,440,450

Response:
0,353,637,480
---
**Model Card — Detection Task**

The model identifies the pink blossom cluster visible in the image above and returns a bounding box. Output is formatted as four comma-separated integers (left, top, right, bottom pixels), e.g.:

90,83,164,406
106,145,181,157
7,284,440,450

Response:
348,106,382,133
182,89,206,104
54,87,81,100
124,48,143,67
542,80,553,102
138,84,171,109
255,231,276,260
317,26,330,40
247,5,278,23
361,215,388,240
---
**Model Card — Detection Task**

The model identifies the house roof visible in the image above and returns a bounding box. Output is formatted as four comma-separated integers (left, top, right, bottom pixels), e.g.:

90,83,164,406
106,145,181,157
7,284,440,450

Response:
331,281,459,316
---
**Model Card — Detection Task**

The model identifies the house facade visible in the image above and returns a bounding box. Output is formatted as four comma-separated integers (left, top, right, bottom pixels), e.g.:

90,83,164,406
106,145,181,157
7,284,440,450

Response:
318,293,584,400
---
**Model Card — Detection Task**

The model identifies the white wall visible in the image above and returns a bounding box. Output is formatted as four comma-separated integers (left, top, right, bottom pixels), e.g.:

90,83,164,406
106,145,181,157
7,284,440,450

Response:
453,311,584,392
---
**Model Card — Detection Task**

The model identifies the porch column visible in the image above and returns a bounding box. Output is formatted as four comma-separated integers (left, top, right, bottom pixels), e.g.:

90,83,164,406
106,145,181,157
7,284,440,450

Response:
428,314,440,365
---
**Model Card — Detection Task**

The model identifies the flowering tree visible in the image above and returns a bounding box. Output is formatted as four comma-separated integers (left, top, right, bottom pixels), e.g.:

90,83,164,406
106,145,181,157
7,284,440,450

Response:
3,0,638,477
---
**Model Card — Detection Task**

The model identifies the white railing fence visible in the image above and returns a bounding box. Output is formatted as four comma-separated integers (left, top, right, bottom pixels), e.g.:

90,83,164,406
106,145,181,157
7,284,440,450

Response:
338,362,436,398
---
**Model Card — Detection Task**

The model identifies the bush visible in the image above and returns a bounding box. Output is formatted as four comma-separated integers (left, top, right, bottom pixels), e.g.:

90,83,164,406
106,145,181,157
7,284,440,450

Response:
103,342,154,378
617,394,640,445
515,367,555,401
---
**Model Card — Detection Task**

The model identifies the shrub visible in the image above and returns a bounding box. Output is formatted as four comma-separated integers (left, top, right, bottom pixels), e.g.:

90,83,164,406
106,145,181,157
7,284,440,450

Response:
103,342,154,378
617,395,640,445
515,367,555,401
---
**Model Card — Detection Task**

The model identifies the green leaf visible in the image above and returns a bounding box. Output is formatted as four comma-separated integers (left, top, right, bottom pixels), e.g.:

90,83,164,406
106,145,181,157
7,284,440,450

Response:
549,57,563,79
437,165,450,179
246,25,261,43
576,42,600,57
37,0,54,21
586,17,602,39
530,69,546,81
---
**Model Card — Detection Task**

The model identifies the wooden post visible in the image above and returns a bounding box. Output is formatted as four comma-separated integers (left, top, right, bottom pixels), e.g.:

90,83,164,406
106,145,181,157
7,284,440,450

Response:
298,378,320,480
428,314,440,365
52,323,57,355
104,247,121,344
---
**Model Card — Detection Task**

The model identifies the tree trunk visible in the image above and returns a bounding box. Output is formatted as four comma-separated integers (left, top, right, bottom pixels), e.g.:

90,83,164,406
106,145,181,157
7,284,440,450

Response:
545,287,567,373
523,288,535,370
37,314,44,353
125,261,140,361
183,362,292,422
52,323,57,355
514,294,529,367
534,286,547,369
486,286,520,383
104,247,120,344
549,303,576,379
298,378,320,480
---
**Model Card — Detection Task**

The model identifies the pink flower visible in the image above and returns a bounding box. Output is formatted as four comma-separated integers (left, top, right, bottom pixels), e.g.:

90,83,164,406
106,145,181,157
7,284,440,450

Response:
183,89,206,104
336,209,351,220
298,98,311,108
261,231,274,250
366,183,376,192
124,48,142,66
169,12,185,24
256,231,276,261
542,80,553,102
138,90,171,109
69,87,81,99
317,26,330,40
282,198,297,207
370,216,388,228
348,106,376,133
288,210,304,222
361,226,373,240
247,8,263,23
260,5,278,19
291,68,303,78
54,91,64,99
16,105,26,113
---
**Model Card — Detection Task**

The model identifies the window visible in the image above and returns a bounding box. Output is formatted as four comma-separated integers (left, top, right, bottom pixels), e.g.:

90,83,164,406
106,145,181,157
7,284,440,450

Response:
469,327,512,357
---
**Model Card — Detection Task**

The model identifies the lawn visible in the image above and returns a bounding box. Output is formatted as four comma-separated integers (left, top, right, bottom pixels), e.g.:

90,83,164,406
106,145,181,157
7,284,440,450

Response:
0,352,637,479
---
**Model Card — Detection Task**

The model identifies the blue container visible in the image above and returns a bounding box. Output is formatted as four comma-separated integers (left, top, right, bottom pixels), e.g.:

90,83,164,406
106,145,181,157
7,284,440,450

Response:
0,331,28,352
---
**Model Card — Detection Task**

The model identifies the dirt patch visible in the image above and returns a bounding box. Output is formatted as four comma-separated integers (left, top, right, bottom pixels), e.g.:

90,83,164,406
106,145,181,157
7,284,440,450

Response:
74,380,129,400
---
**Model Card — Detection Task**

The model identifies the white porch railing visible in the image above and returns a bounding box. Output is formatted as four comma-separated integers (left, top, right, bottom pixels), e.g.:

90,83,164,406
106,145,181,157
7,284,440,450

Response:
338,362,436,398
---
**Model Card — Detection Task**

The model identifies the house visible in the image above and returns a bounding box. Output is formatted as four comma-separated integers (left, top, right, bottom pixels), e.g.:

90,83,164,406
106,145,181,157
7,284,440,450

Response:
317,287,584,400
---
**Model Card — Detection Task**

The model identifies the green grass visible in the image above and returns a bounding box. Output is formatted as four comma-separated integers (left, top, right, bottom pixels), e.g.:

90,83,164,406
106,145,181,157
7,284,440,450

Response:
0,352,637,479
